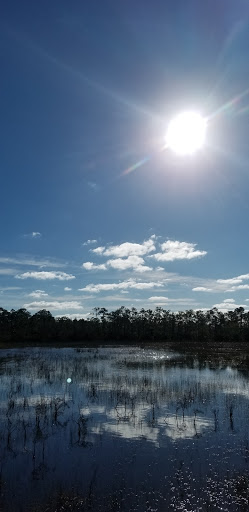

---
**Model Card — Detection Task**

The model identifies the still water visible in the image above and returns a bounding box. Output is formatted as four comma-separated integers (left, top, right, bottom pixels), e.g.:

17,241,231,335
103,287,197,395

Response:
1,344,249,511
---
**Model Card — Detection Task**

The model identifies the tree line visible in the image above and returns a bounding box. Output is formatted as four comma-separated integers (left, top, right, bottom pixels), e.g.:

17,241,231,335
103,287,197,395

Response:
0,305,249,343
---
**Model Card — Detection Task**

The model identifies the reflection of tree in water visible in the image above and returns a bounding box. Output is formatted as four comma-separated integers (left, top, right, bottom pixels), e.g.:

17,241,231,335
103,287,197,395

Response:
115,394,136,423
74,415,91,448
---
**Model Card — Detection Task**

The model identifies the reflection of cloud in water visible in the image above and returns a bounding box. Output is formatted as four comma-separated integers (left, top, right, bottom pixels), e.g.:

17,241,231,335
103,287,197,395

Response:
123,348,180,363
80,405,106,416
224,386,249,399
162,414,212,440
1,348,249,444
99,422,160,446
13,394,70,406
80,402,213,445
81,402,160,444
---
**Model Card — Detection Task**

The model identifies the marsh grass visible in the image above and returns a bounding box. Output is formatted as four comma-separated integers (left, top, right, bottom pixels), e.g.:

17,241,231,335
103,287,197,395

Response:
0,344,249,511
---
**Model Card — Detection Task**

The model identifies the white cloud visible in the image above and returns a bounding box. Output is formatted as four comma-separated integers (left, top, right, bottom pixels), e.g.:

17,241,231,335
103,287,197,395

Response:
24,301,83,311
212,299,247,311
82,262,107,270
16,271,75,281
23,232,42,239
107,257,141,271
91,246,105,255
55,313,89,320
79,278,163,293
92,237,155,258
148,296,170,302
104,239,155,258
215,274,249,292
83,255,151,273
0,286,21,291
152,240,207,262
107,255,151,272
64,287,72,291
0,268,16,275
28,290,48,298
148,296,196,306
192,287,212,292
217,278,243,285
82,239,97,246
0,256,65,268
226,284,249,292
88,237,206,276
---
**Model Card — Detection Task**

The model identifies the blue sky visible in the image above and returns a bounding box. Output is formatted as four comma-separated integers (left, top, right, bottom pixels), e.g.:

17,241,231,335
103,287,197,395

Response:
2,0,249,318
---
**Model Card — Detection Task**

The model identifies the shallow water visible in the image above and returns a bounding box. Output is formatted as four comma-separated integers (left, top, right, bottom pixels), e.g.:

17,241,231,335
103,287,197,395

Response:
1,344,249,511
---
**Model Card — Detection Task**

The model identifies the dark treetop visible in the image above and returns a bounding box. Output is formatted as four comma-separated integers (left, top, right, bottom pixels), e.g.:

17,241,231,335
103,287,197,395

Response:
0,305,248,343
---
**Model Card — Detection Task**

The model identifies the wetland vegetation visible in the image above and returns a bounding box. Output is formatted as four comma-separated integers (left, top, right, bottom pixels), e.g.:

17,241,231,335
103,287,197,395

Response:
0,344,249,510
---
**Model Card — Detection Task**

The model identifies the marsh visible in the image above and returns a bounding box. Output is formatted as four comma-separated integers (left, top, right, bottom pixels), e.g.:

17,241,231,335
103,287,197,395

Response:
1,343,249,511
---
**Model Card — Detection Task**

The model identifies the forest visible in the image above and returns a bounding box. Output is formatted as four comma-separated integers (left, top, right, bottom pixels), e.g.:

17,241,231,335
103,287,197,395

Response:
0,305,249,343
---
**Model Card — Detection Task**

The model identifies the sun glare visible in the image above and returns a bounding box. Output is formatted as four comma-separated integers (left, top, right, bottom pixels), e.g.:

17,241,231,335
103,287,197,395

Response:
166,111,207,155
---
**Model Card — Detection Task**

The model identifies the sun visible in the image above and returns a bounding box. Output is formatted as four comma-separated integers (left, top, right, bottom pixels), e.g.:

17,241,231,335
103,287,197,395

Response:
166,111,207,155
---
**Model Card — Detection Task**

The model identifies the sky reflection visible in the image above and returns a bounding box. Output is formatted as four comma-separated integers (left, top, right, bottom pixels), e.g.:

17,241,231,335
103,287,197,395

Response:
1,345,249,510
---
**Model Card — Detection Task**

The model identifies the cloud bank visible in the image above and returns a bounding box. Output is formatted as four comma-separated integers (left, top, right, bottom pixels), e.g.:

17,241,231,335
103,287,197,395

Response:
24,301,82,310
79,278,163,293
152,241,207,262
91,238,156,258
16,271,75,281
83,237,207,274
28,290,48,298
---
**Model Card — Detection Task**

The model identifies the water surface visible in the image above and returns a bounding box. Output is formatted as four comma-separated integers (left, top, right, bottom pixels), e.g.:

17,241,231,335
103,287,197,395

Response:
1,344,249,511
